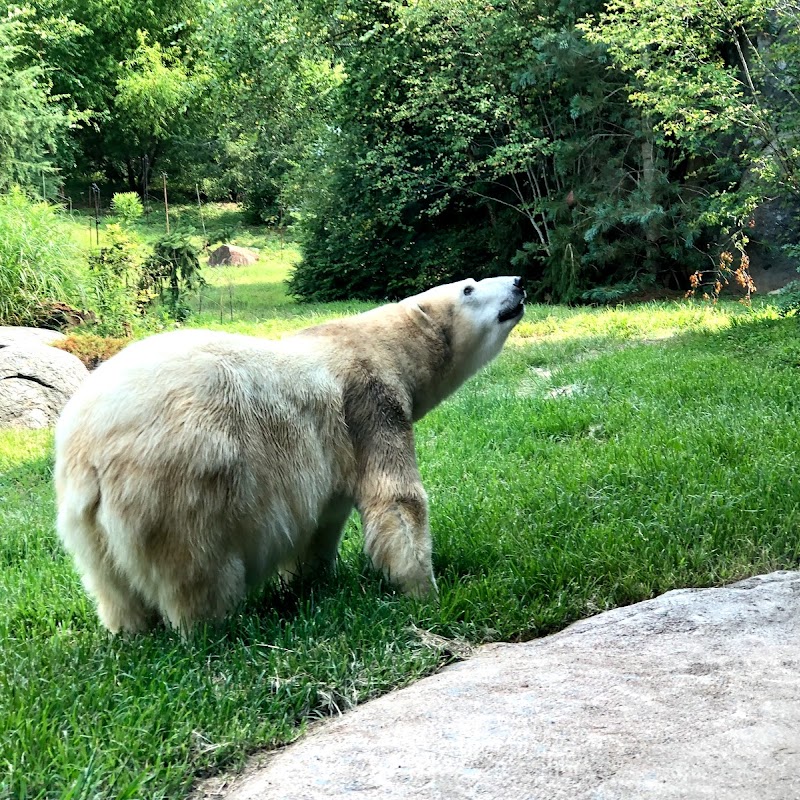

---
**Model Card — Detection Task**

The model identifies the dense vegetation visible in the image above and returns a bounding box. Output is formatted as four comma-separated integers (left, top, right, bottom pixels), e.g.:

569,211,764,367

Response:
3,0,800,302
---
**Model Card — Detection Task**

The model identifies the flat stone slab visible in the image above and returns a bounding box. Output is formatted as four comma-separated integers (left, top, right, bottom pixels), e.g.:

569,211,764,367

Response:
196,571,800,800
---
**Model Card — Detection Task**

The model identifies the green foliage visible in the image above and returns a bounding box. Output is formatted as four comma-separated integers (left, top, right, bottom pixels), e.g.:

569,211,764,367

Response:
114,31,200,177
0,188,86,325
285,0,800,303
110,191,144,224
87,223,141,335
15,0,206,189
144,230,204,320
192,0,341,220
773,280,800,317
584,0,800,197
0,10,71,192
579,279,654,305
5,0,800,303
291,0,766,302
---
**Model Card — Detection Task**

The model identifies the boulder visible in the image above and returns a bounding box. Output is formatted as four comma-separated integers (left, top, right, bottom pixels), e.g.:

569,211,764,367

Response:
0,326,66,349
0,343,88,428
33,301,96,331
195,571,800,800
208,245,259,267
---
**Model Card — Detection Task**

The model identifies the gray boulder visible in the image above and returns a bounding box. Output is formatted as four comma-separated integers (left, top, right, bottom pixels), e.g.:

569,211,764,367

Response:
0,343,88,428
195,571,800,800
0,326,66,349
208,245,259,267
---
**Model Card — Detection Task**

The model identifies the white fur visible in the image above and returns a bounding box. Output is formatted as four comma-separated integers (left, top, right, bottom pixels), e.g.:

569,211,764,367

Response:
55,277,524,632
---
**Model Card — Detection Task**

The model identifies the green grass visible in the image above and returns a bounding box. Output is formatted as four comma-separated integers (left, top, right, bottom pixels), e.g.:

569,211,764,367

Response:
2,226,800,798
189,237,372,336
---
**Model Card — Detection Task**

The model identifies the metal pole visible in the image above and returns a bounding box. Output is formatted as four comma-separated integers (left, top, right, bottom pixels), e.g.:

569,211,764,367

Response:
196,183,206,240
163,173,170,234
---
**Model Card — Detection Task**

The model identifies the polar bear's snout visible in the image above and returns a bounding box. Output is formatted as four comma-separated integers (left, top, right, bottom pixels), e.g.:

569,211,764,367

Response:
498,276,526,324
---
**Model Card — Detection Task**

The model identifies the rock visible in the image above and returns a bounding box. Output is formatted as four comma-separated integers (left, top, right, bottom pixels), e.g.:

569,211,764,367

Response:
0,344,88,428
33,301,96,331
195,572,800,800
0,326,66,349
208,245,259,267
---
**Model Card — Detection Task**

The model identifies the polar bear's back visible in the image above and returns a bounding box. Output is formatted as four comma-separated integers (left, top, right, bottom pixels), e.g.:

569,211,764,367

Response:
55,329,354,621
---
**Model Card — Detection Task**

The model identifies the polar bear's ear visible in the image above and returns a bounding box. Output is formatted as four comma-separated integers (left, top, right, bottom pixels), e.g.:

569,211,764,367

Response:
405,300,437,333
406,300,430,320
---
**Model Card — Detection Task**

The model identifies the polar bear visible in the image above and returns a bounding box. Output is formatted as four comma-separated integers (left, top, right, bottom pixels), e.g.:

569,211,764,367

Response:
55,276,525,633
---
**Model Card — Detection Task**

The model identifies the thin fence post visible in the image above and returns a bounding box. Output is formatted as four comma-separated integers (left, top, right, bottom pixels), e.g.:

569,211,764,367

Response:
162,173,170,234
91,183,101,247
196,184,207,242
142,155,150,214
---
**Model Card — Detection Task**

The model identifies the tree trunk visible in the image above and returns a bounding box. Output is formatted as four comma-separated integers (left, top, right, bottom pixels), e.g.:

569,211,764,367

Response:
640,116,662,275
125,158,138,193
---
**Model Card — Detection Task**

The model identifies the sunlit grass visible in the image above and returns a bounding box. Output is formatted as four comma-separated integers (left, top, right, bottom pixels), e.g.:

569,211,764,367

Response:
189,241,374,335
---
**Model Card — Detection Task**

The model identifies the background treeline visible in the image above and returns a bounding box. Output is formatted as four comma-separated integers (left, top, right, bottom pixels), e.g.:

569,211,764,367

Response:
3,0,800,302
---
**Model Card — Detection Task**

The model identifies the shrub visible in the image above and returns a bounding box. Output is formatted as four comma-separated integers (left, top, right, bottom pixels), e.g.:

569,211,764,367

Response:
773,280,800,317
0,187,87,326
110,192,144,225
142,231,204,320
53,333,129,369
87,223,142,336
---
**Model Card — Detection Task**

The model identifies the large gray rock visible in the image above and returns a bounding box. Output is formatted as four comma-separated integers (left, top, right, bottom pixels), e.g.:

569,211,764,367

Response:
0,343,88,428
196,572,800,800
208,245,259,267
0,326,66,349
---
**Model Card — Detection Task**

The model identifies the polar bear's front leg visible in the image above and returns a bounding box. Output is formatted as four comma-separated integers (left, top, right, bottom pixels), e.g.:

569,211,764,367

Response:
344,373,437,598
358,486,438,599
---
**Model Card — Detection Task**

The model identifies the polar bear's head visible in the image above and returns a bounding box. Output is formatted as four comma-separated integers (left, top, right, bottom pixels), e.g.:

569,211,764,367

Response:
403,275,525,388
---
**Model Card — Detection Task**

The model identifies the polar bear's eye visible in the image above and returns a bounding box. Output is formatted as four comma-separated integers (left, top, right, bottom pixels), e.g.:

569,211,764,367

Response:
463,285,474,296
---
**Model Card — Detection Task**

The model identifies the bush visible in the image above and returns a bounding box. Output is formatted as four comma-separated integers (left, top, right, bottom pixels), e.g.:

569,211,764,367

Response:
0,187,87,326
87,223,143,336
53,333,129,369
142,231,204,320
290,155,516,301
110,192,144,225
774,280,800,317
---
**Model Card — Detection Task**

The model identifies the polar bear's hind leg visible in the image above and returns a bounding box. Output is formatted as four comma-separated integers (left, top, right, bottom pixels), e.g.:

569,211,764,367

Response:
57,503,157,634
158,553,247,632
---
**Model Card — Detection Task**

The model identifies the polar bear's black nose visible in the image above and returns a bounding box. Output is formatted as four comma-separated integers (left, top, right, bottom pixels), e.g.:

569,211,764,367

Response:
513,276,524,291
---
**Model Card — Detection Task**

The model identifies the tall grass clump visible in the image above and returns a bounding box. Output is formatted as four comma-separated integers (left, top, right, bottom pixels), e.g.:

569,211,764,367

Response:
0,187,87,326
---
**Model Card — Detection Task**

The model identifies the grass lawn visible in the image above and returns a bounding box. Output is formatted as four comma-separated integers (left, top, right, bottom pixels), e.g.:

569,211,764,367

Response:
2,223,800,798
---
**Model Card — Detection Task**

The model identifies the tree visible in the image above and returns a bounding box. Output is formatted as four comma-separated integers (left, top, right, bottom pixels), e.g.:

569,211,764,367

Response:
0,9,71,192
292,0,673,301
13,0,205,188
291,0,796,302
191,0,341,218
584,0,800,294
114,32,200,192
